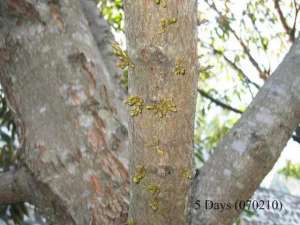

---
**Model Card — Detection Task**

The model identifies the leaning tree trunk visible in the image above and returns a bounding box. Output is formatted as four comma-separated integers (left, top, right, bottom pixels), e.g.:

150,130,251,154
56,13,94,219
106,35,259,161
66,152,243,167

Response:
0,0,129,224
124,0,199,224
191,36,300,225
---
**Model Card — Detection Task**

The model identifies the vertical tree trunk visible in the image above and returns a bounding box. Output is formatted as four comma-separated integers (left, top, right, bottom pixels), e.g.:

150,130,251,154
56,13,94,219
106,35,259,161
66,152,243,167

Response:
124,1,199,224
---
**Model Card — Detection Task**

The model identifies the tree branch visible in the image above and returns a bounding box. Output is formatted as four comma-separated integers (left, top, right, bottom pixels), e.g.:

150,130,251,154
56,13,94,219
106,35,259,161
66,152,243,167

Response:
274,0,294,42
198,89,243,114
192,36,300,225
291,0,300,42
205,0,267,79
0,168,32,204
212,47,261,90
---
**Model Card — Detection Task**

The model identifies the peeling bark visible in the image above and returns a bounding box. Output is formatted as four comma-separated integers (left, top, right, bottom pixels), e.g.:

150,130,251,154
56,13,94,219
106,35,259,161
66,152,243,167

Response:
0,0,129,224
79,0,128,127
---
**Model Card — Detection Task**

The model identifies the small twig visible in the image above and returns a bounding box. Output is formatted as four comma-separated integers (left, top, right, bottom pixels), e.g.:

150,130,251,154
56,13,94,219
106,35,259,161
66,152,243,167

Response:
245,10,271,53
291,0,300,42
198,89,244,114
274,0,294,42
205,0,265,77
212,47,261,90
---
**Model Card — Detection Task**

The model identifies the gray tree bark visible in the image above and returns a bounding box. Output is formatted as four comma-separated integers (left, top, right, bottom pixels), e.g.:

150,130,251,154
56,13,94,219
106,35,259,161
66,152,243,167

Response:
0,1,300,225
0,168,32,204
0,0,129,224
191,36,300,225
242,188,300,225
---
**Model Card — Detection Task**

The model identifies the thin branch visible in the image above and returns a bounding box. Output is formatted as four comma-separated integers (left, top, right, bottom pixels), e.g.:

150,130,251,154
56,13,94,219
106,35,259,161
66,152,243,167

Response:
0,168,32,204
231,30,264,75
212,47,261,90
274,0,294,42
245,13,266,50
242,11,272,81
198,89,244,114
205,0,269,79
291,0,300,42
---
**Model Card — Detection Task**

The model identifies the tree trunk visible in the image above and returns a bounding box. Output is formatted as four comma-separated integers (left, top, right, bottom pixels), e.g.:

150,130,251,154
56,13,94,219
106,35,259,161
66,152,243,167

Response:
124,1,199,224
191,36,300,225
0,0,129,224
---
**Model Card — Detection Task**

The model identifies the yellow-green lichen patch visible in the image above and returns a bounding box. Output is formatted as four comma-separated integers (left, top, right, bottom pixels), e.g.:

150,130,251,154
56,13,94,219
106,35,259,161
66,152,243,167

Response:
146,98,177,118
149,197,160,211
146,137,166,155
174,58,186,76
154,0,167,8
125,96,144,117
133,165,146,184
155,146,165,155
147,184,160,195
159,17,177,33
112,42,134,69
181,168,193,180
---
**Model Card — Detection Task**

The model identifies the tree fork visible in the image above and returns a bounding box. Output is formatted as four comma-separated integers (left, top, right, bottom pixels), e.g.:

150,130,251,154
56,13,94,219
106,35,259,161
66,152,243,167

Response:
124,0,199,224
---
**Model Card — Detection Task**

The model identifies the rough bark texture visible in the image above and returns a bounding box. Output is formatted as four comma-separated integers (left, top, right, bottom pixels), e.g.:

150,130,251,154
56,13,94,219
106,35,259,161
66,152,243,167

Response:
0,0,129,224
191,36,300,225
79,0,129,166
80,0,128,128
242,188,300,225
124,1,199,224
